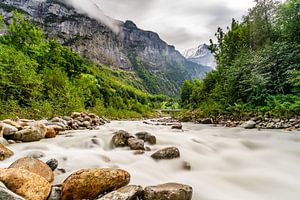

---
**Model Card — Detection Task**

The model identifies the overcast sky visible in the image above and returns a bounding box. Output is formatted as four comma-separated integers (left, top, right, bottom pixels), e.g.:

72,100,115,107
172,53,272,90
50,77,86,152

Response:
98,0,257,52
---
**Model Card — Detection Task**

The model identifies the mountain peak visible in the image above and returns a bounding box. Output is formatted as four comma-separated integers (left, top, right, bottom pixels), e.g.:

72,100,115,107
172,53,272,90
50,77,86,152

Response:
183,43,216,70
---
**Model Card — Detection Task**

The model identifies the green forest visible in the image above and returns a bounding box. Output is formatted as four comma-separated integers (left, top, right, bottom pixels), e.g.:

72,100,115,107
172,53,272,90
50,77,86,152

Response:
0,13,165,119
181,0,300,119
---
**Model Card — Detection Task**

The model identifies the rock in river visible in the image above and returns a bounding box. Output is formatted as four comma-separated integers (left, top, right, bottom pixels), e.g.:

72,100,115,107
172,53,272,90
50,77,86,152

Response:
9,157,54,183
46,158,59,171
61,168,130,200
127,138,144,150
112,130,133,147
143,182,193,200
0,168,51,200
96,185,143,200
151,147,180,160
135,132,156,145
0,144,14,161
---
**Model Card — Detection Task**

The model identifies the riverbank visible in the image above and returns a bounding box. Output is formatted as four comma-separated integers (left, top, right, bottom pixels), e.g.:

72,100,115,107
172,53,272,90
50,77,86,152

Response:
1,121,300,200
176,111,300,131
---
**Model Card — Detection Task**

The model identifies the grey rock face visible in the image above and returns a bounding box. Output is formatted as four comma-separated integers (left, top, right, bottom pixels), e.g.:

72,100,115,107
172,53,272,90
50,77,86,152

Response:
143,183,193,200
47,185,61,200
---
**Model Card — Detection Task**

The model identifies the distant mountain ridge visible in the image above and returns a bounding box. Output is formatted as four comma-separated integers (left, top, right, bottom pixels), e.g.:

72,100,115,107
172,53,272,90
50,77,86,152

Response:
0,0,212,96
183,44,216,70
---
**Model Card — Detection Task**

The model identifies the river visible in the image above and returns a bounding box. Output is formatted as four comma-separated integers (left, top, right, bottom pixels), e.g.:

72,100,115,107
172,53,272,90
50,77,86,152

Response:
1,120,300,200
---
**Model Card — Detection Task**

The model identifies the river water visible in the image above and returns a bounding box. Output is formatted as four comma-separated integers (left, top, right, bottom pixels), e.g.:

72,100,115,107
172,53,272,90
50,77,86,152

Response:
1,121,300,200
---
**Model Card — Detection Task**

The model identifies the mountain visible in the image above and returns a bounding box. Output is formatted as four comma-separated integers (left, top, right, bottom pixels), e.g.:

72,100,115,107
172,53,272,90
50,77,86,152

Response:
183,44,217,70
0,0,211,96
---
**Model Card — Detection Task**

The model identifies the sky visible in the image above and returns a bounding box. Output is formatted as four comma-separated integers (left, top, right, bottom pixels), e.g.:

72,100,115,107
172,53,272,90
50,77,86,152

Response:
64,0,257,53
99,0,257,52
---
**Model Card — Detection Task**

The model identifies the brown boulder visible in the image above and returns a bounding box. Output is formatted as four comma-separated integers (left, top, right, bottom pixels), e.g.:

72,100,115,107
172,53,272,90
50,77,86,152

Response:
45,127,56,138
9,157,54,183
0,168,51,200
12,125,46,142
143,183,193,200
151,147,180,160
0,144,14,161
61,168,130,200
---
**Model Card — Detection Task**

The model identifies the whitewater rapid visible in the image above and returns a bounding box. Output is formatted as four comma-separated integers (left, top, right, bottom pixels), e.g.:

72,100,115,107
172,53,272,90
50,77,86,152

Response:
1,121,300,200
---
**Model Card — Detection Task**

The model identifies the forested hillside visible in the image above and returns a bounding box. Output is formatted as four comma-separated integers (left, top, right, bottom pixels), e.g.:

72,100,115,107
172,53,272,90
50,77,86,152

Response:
0,13,165,119
181,0,300,119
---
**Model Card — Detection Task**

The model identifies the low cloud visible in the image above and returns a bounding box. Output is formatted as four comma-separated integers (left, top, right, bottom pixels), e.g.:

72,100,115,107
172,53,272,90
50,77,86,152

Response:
63,0,121,33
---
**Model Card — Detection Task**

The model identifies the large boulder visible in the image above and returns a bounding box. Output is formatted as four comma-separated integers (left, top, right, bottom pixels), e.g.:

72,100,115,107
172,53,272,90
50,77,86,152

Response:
97,185,143,200
0,181,24,200
0,168,51,200
9,157,54,183
135,132,156,145
127,138,144,150
151,147,180,160
0,144,14,161
12,125,46,142
112,130,133,147
0,123,18,137
143,183,193,200
61,168,130,200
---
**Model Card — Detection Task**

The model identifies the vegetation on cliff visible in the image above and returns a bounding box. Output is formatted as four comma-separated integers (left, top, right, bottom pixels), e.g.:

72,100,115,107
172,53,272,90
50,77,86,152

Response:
0,13,165,119
180,0,300,119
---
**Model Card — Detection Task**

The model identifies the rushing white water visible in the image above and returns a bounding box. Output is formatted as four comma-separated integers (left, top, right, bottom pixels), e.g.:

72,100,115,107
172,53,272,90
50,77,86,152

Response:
1,121,300,200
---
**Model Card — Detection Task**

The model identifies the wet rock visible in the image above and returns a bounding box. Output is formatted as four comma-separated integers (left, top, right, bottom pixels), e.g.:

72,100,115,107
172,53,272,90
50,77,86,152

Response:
46,158,59,171
0,144,14,161
47,185,61,200
0,137,8,146
25,151,45,159
135,132,156,145
127,138,144,150
0,168,51,200
2,120,23,130
0,181,24,200
45,127,56,138
133,150,145,155
71,112,81,119
201,118,213,124
143,183,193,200
151,147,180,160
9,157,54,182
0,123,18,136
7,140,16,144
182,161,192,171
61,168,130,200
171,124,183,130
97,185,143,200
243,120,256,129
12,125,45,142
112,130,133,147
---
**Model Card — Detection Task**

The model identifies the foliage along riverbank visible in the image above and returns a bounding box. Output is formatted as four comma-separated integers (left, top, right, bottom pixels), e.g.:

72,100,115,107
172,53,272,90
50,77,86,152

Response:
180,0,300,120
0,13,167,120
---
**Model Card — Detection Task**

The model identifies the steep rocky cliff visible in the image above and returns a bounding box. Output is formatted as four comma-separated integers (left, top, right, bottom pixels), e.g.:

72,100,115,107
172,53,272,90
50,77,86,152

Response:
0,0,211,95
